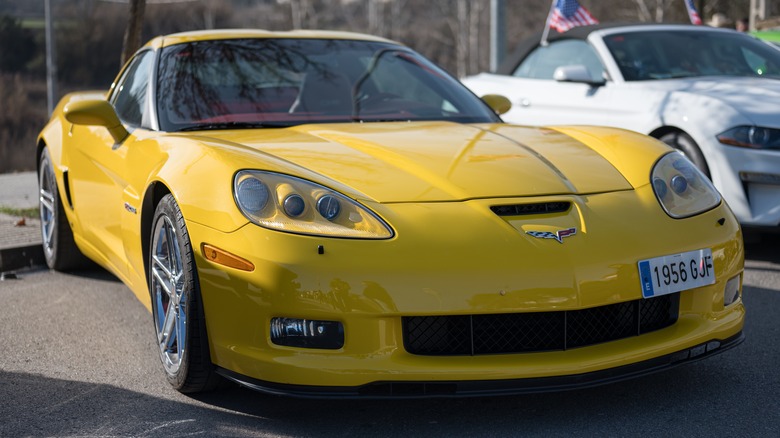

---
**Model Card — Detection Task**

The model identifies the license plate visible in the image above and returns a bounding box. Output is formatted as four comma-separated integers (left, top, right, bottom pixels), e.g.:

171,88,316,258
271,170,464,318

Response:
638,248,715,298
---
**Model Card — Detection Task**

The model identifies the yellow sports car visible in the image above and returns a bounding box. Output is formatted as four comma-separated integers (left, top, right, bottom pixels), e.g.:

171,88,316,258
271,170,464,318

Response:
37,30,744,397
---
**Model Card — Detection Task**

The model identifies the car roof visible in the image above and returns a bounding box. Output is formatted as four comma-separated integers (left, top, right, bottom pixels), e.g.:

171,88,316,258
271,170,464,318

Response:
144,29,397,50
497,22,737,75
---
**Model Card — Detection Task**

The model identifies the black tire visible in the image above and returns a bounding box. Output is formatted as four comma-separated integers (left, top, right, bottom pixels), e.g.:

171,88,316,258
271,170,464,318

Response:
38,149,90,271
659,131,710,177
149,194,219,393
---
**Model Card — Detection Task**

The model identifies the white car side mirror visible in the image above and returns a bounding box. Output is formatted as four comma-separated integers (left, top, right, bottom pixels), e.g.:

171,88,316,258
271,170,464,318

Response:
553,65,606,86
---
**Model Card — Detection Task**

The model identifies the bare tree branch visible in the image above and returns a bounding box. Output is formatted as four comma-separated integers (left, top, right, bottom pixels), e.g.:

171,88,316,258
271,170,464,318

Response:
120,0,146,66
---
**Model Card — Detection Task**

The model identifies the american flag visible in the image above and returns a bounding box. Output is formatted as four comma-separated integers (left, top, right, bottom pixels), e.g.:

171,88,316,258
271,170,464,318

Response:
548,0,598,33
684,0,702,25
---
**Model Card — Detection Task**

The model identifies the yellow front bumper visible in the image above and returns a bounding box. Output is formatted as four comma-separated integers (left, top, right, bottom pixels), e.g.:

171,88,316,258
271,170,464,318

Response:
187,189,745,395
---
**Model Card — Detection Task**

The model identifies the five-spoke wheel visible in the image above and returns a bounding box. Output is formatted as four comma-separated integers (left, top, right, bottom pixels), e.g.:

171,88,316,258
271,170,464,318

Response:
151,214,188,376
150,194,218,392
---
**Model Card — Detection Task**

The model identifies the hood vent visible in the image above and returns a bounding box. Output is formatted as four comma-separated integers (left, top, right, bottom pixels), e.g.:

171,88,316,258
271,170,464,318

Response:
490,201,571,217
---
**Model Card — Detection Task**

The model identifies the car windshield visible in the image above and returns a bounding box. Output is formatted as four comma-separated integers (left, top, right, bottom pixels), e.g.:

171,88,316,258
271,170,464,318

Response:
156,38,499,131
603,30,780,81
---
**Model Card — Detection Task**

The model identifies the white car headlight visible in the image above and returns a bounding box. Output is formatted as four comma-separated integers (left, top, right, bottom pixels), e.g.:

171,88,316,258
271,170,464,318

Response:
651,152,721,218
234,170,393,239
717,125,780,149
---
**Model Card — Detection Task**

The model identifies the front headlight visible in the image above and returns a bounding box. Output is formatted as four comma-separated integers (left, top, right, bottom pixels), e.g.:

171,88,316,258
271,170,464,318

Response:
234,170,393,239
651,152,721,218
717,126,780,149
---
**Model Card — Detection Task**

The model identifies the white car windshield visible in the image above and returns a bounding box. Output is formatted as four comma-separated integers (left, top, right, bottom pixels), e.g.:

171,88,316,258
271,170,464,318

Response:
603,30,780,81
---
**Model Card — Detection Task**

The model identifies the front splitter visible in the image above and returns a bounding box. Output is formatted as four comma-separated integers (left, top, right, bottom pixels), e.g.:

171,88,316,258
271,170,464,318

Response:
215,331,744,399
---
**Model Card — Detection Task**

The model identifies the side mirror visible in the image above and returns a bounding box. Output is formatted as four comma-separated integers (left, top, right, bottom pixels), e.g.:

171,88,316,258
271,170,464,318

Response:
64,99,129,143
553,65,606,86
481,94,512,115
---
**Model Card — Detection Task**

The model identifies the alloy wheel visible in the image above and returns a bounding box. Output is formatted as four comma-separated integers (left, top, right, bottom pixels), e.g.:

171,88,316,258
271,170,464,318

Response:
151,215,188,375
38,160,56,258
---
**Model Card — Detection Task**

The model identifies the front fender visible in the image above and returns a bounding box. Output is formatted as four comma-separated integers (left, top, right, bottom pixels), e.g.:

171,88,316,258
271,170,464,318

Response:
656,92,747,192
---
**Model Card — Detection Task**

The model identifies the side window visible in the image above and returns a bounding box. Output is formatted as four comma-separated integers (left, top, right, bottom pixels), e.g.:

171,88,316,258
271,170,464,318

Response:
111,51,154,128
513,40,604,81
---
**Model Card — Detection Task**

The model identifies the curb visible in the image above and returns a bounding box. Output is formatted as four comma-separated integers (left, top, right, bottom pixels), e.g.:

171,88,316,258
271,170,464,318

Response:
0,244,45,273
0,171,42,274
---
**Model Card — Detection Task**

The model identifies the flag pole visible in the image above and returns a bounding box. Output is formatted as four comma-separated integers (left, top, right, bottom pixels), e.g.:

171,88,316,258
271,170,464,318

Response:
540,0,557,47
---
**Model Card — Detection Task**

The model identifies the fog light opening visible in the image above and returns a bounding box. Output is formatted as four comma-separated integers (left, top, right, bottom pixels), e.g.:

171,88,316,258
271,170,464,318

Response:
270,317,344,349
724,274,742,307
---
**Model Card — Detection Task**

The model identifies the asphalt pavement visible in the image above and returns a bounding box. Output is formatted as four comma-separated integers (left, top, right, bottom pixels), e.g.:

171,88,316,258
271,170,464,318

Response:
0,171,44,273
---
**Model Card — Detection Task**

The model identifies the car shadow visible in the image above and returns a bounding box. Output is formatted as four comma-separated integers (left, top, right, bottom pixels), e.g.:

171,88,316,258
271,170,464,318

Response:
64,266,122,282
18,263,123,283
0,370,250,437
3,362,756,437
184,353,752,436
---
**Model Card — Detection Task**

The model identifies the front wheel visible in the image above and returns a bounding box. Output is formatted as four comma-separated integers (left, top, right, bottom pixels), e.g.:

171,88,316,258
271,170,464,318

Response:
659,132,710,177
149,194,219,393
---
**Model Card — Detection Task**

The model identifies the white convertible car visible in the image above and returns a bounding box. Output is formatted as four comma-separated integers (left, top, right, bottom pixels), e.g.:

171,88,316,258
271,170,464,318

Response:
463,24,780,228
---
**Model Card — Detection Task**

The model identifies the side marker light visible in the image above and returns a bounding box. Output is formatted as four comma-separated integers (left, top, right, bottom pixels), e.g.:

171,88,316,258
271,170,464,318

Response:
201,243,255,272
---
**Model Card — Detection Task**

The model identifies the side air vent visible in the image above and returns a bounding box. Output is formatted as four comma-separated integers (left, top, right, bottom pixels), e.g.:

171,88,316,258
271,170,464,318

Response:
490,201,570,217
63,170,74,209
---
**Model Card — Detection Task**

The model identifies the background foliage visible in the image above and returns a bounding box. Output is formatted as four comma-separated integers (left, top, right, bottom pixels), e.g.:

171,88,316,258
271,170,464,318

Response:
0,0,761,172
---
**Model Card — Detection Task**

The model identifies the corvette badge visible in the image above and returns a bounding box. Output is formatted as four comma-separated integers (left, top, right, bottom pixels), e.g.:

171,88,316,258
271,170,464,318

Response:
526,227,577,244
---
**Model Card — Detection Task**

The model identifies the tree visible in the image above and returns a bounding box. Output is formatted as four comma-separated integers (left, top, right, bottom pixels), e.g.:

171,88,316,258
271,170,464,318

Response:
0,15,36,73
632,0,675,22
121,0,146,67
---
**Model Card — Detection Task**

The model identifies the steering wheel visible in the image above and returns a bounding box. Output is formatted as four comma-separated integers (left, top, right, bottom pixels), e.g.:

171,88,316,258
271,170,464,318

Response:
357,92,401,109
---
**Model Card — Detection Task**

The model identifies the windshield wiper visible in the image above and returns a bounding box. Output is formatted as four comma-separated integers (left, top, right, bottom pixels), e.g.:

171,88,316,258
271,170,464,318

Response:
178,121,291,132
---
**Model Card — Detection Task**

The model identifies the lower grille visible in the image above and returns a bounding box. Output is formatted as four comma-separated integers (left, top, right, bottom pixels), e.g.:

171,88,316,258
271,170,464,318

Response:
403,294,679,356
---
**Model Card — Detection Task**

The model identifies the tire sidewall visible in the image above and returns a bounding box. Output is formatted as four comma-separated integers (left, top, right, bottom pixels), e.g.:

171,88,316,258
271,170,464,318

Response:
150,194,196,389
38,150,60,269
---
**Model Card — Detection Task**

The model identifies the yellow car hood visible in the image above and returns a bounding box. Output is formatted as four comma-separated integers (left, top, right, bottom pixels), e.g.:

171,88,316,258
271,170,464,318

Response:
199,121,633,202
